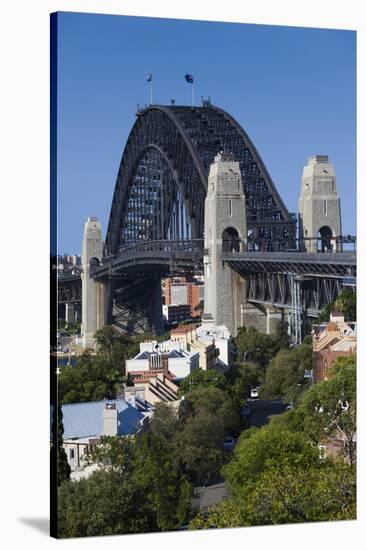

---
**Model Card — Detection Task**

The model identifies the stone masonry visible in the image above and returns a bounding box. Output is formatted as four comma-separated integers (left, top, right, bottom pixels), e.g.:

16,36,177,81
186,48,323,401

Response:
298,155,342,252
81,217,106,348
203,152,247,336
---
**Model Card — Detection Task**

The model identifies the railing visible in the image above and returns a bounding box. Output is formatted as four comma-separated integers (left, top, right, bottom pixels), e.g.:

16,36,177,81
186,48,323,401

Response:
91,239,204,277
246,235,356,253
117,239,204,256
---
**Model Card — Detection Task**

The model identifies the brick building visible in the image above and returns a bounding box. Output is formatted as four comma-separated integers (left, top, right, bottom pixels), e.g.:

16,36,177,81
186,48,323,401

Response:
163,276,203,318
312,312,356,382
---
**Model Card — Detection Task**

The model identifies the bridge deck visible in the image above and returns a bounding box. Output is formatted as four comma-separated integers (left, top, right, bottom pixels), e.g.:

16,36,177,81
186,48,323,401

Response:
222,251,356,277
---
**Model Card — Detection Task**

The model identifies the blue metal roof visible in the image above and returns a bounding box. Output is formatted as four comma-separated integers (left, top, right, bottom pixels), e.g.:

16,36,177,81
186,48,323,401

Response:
61,399,145,439
168,349,186,358
135,351,151,360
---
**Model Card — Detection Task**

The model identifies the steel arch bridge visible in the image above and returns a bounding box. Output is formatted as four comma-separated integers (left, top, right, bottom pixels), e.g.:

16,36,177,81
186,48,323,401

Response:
104,103,296,257
57,103,356,336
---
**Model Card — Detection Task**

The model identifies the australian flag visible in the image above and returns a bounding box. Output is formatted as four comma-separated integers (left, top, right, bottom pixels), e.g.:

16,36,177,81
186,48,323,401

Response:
147,73,152,82
185,74,194,83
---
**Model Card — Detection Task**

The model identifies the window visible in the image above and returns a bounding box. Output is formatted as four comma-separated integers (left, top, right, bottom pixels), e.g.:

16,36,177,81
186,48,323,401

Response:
323,200,327,216
70,449,75,460
229,199,232,217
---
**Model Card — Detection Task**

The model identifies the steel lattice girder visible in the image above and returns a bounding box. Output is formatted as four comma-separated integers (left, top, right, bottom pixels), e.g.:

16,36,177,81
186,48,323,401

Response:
57,277,82,304
222,251,356,277
104,104,296,256
246,271,355,315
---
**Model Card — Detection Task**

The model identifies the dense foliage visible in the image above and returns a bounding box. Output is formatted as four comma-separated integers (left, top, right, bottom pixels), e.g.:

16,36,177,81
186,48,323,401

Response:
57,321,357,536
271,356,356,463
234,324,289,368
51,402,71,486
262,339,313,402
317,290,356,322
190,460,356,528
150,387,241,486
58,434,192,537
178,368,227,396
58,327,169,404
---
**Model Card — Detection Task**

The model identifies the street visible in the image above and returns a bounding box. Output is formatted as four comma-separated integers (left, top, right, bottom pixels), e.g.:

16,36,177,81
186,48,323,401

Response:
249,398,288,428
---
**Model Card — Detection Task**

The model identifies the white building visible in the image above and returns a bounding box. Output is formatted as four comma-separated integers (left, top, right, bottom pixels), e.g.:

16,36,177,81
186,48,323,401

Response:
196,324,232,368
126,340,200,380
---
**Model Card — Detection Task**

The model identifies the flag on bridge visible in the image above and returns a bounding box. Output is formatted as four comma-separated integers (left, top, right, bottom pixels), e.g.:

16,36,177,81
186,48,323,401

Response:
147,73,152,82
185,74,194,83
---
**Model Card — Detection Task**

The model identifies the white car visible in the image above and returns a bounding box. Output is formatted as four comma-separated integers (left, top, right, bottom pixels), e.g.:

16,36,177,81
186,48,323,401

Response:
250,388,259,399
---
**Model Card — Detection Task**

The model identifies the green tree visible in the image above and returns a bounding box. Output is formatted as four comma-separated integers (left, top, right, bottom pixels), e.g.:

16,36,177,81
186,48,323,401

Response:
132,433,193,530
177,386,241,485
58,355,124,404
103,433,192,529
226,361,264,407
148,402,181,446
333,290,356,321
234,326,288,369
300,357,356,463
317,289,356,322
263,340,312,402
189,498,243,530
58,469,153,537
190,461,356,528
51,402,71,486
241,461,356,524
223,425,320,499
268,356,356,463
178,368,227,397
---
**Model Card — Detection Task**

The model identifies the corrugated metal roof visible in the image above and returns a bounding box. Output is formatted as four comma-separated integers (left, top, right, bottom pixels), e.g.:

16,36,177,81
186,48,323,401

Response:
61,399,144,439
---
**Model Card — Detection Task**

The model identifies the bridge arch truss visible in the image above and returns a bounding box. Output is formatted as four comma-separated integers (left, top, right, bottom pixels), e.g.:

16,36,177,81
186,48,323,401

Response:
105,104,296,256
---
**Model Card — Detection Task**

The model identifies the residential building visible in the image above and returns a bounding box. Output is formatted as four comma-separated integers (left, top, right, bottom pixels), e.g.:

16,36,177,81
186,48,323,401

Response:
170,324,218,371
196,324,232,368
60,398,149,472
126,340,200,381
163,276,204,318
312,311,356,382
126,372,179,406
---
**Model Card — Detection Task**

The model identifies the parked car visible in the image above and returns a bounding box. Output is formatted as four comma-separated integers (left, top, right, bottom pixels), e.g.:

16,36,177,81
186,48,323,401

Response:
250,388,259,399
223,437,235,451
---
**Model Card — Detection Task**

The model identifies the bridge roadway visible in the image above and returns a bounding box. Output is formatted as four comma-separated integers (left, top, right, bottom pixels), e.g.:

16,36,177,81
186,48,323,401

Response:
58,241,356,314
222,250,356,277
91,239,204,280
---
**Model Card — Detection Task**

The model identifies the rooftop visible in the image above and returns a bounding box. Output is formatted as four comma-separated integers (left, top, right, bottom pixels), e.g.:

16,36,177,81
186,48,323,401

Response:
61,399,145,439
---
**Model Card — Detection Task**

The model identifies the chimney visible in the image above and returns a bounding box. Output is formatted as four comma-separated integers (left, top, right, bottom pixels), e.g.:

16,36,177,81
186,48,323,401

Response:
162,353,169,373
103,403,118,436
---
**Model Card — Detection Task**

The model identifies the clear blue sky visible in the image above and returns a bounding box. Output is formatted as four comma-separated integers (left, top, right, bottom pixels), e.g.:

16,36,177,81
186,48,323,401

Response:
56,12,356,254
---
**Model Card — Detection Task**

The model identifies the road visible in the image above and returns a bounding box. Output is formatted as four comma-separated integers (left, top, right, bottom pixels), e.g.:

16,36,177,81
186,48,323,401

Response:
249,398,287,427
192,482,230,511
189,399,287,516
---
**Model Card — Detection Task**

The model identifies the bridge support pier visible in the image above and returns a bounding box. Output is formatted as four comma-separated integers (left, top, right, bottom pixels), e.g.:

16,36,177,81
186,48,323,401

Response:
239,304,283,336
265,306,283,335
240,303,267,333
65,303,76,324
203,153,247,337
81,217,106,348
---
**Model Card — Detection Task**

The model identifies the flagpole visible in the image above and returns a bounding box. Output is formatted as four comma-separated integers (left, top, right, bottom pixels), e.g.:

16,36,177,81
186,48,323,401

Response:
192,83,194,106
150,81,153,105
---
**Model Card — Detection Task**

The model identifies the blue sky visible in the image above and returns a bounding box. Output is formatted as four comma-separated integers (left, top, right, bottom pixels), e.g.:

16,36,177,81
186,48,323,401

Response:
56,12,356,254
